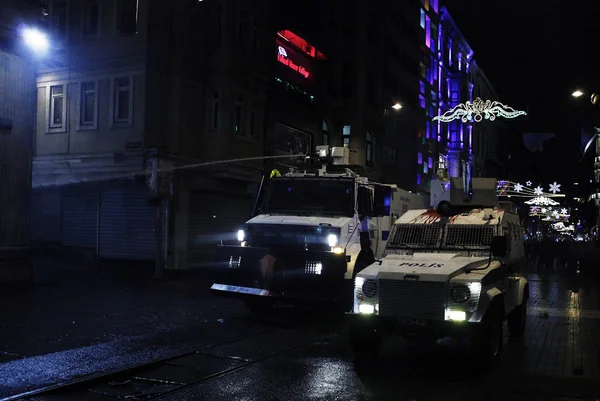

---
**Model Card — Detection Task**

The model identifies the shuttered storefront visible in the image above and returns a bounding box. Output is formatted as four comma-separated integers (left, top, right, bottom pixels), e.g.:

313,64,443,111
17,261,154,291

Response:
187,192,252,267
30,188,62,244
98,184,155,261
61,185,98,248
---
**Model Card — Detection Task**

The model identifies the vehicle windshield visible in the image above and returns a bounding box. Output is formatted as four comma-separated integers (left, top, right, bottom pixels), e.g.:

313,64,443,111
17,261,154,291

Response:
386,224,496,251
262,177,354,217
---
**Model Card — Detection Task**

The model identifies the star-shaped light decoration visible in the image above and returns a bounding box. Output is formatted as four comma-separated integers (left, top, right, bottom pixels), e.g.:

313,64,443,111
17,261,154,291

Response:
526,181,532,186
552,210,559,217
560,208,568,215
541,208,547,213
549,182,561,194
534,186,544,196
514,183,524,192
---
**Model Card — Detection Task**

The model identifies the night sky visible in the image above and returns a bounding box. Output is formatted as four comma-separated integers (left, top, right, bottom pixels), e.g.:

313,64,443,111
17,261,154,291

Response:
445,0,600,188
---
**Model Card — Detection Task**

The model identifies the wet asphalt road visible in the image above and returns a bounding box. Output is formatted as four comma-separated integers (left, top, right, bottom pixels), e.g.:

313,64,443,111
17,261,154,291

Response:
157,270,600,401
20,269,600,401
3,253,600,401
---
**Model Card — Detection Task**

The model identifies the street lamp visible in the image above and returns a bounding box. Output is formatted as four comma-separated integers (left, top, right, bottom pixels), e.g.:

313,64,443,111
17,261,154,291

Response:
392,102,403,111
572,90,584,98
21,27,49,55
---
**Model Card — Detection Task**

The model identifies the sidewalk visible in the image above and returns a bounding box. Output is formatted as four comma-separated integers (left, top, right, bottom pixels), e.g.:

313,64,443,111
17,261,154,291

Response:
1,246,236,363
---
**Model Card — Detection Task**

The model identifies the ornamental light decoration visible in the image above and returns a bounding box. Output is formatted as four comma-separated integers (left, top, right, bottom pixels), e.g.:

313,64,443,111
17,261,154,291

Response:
433,97,527,123
495,180,564,198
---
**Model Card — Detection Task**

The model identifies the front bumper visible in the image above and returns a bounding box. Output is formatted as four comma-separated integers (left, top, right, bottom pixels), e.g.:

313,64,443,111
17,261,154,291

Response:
212,245,350,303
345,313,478,339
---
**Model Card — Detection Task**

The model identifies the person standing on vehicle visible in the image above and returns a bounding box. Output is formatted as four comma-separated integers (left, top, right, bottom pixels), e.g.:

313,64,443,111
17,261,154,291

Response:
353,232,375,279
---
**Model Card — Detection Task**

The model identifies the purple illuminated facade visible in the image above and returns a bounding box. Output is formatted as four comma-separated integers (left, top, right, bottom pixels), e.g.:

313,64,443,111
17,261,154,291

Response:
417,2,477,193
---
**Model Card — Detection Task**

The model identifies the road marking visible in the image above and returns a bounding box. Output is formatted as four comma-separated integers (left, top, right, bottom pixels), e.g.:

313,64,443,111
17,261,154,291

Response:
528,307,600,319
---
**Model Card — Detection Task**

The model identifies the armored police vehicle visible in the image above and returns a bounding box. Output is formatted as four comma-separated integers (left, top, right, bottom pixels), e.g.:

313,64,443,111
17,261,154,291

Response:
348,177,529,364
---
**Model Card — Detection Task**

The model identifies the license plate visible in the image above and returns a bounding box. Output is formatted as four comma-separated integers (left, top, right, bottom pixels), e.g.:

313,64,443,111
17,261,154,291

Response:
397,317,427,327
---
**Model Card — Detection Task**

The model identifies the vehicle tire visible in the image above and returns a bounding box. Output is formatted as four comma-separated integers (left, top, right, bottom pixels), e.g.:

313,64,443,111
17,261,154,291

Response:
473,315,503,367
349,326,383,357
507,302,527,338
244,298,273,312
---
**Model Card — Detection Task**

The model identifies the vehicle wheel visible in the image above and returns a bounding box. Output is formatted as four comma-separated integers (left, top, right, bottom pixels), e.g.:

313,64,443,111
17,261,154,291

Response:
244,298,273,312
349,326,383,357
473,316,503,367
507,302,527,338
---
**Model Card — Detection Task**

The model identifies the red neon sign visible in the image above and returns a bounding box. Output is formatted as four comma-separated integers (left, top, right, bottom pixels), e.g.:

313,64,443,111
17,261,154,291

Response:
277,46,310,79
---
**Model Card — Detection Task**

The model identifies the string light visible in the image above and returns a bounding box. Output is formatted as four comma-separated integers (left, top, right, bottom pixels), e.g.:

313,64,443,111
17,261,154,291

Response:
433,97,527,123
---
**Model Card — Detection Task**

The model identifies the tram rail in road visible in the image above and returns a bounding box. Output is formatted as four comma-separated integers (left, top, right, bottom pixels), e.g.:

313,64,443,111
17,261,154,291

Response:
5,309,342,401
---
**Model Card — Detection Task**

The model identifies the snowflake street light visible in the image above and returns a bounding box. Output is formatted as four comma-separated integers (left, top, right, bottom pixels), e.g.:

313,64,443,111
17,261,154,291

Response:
513,183,524,192
533,186,544,196
549,182,561,194
561,208,568,215
432,97,527,123
525,196,560,206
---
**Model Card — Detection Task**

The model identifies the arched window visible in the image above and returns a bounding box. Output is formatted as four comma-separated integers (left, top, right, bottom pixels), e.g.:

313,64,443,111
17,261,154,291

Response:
322,120,329,145
366,132,373,165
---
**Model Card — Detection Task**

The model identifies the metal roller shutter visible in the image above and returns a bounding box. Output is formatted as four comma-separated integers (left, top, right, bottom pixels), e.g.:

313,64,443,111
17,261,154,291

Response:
98,183,155,261
187,192,252,267
61,185,98,248
30,188,61,243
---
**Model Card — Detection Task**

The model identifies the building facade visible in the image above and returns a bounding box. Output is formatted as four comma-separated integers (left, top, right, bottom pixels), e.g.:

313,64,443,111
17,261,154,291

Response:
30,0,503,269
417,2,504,195
469,61,508,178
0,0,42,284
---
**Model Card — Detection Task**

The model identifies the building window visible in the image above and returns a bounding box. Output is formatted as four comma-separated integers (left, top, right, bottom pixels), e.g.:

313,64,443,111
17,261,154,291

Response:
417,174,421,185
235,96,244,135
112,77,133,124
450,79,460,104
49,84,65,129
419,62,427,79
51,0,68,39
252,19,259,52
428,157,433,169
343,125,351,147
383,146,397,165
82,1,100,36
79,81,97,129
238,11,246,48
424,163,428,174
420,9,425,29
248,104,260,139
210,91,220,131
425,15,431,48
366,132,373,165
417,152,423,165
322,120,330,145
117,0,138,34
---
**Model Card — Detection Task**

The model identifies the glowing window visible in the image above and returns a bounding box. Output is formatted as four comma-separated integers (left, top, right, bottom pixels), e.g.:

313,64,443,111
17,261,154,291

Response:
418,153,423,164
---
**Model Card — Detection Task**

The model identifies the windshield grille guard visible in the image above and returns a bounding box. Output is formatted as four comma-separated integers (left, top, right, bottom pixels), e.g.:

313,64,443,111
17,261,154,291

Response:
388,224,499,250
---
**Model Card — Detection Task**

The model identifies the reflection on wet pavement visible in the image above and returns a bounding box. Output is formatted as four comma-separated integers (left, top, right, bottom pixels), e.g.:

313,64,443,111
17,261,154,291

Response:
158,271,600,401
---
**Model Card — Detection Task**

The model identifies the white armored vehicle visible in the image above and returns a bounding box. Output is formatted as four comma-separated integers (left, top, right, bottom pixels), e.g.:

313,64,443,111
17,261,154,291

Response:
348,177,529,363
211,146,425,311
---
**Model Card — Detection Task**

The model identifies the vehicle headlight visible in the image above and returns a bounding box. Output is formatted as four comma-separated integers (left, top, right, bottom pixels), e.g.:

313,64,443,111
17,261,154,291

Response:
327,234,338,247
450,285,471,303
237,229,245,242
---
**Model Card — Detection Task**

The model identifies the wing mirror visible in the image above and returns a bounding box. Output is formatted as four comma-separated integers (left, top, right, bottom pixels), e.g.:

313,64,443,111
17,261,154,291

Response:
491,236,508,257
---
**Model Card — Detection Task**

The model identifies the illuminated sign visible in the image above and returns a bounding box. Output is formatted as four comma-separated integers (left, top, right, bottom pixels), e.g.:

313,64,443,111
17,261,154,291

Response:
277,45,310,79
